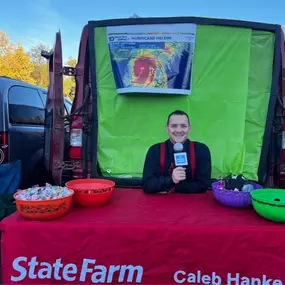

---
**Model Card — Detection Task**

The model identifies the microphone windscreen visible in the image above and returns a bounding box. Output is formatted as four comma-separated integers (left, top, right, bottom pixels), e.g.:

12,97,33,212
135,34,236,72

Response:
173,143,183,152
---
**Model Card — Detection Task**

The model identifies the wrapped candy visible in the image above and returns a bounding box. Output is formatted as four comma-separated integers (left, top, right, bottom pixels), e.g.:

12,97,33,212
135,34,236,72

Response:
241,184,254,192
17,183,73,201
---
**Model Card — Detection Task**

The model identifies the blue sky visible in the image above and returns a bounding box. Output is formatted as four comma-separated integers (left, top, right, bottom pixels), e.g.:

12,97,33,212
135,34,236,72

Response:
0,0,284,63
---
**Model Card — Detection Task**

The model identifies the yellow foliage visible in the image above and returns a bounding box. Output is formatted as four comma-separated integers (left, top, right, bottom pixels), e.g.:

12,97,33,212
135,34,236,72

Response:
66,57,77,68
32,63,49,88
63,78,75,100
0,30,14,56
0,30,35,85
63,57,77,101
0,29,78,98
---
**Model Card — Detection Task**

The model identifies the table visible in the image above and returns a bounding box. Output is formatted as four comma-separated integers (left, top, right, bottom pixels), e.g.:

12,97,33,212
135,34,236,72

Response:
1,189,285,284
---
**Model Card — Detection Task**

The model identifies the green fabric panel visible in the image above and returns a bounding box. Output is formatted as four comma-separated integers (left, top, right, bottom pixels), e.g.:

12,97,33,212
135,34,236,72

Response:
243,31,275,180
94,25,274,180
187,26,251,178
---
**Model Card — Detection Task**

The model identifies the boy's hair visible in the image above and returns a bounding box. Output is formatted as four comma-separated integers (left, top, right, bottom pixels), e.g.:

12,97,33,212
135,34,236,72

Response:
167,110,190,125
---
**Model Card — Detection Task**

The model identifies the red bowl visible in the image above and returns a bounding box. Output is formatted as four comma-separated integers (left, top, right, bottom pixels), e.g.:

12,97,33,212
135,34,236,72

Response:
65,179,115,207
13,188,74,221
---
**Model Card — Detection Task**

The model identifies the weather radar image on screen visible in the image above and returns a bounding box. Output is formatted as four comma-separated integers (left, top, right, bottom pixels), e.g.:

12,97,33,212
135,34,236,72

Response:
106,24,197,95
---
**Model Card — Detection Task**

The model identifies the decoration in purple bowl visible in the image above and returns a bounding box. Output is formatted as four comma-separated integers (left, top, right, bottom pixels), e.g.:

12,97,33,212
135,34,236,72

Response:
212,180,263,208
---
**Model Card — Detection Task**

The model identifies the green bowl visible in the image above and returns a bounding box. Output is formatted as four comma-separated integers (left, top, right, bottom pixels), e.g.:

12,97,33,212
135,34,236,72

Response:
250,189,285,223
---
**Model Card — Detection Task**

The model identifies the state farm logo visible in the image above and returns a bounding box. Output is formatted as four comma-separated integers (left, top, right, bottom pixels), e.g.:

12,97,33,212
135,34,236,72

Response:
11,257,144,283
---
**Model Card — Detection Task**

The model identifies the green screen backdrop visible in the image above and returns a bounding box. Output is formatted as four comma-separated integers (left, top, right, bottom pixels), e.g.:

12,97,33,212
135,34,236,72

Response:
93,25,275,181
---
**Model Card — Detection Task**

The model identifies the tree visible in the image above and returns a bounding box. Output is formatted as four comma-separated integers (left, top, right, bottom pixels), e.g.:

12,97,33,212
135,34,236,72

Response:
29,43,50,88
28,43,50,65
63,57,77,101
0,30,35,84
31,63,49,88
66,57,76,68
0,30,14,56
0,29,78,99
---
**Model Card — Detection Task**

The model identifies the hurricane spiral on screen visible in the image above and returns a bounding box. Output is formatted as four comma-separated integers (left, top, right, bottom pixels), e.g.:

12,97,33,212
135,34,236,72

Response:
119,42,191,88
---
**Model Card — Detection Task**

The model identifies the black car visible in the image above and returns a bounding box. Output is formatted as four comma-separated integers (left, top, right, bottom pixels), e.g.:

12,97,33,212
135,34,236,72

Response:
0,76,71,188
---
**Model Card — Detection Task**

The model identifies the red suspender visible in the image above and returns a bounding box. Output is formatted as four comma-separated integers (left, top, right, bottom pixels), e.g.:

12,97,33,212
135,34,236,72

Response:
190,141,196,179
160,141,196,179
160,142,166,175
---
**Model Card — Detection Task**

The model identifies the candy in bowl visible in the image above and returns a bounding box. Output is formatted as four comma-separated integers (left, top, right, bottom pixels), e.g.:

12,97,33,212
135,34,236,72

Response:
13,184,74,221
212,175,263,208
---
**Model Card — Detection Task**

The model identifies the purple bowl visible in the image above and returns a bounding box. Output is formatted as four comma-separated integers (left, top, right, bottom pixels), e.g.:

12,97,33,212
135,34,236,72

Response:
212,180,263,208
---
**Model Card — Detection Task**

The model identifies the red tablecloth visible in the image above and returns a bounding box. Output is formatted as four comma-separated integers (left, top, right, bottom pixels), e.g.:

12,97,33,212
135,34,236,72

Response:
1,189,285,284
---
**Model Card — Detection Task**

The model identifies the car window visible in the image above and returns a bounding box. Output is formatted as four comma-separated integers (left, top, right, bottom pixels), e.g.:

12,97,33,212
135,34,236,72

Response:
41,92,47,106
64,100,72,115
9,86,44,107
8,86,45,125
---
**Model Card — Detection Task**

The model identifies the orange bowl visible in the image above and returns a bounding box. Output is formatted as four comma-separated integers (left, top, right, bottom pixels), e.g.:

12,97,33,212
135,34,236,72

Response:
65,178,115,207
13,188,74,221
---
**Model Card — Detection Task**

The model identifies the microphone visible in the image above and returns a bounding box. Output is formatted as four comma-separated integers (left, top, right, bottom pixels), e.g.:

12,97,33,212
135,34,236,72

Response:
173,143,188,167
173,143,183,152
